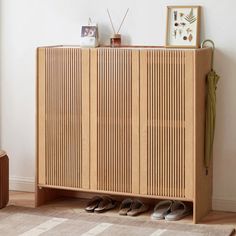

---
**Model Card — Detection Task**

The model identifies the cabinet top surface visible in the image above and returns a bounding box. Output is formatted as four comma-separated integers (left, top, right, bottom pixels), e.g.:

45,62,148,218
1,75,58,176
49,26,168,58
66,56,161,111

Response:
38,45,211,52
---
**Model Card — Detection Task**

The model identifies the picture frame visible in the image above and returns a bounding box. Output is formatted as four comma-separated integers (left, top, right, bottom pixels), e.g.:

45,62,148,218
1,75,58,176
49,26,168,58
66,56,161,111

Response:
80,24,99,48
81,26,97,38
165,6,201,48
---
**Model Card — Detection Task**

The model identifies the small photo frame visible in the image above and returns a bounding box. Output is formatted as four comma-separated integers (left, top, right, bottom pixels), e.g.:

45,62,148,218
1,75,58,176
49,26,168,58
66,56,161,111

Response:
80,25,99,48
81,26,97,38
166,6,201,48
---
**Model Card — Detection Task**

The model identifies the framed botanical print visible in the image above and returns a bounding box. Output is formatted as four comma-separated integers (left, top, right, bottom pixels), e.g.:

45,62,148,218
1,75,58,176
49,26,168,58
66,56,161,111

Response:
166,6,201,48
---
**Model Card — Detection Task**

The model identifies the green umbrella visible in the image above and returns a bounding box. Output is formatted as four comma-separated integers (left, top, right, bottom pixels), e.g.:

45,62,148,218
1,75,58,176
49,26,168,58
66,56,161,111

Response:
201,40,220,175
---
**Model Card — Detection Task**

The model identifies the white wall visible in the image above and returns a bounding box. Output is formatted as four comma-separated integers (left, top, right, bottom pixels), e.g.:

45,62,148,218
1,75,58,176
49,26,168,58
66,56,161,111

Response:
0,0,236,211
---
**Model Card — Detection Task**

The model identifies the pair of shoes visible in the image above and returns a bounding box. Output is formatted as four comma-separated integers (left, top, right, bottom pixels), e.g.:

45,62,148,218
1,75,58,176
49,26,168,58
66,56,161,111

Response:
151,200,192,221
119,199,149,216
85,196,117,213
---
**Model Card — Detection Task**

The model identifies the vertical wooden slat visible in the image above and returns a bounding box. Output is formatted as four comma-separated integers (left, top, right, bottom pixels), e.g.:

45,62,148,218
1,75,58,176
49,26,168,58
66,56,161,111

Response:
65,48,69,187
90,49,98,190
107,48,110,191
104,49,107,190
71,49,74,188
153,51,156,195
182,51,185,197
173,51,176,197
140,50,148,195
185,51,194,199
124,50,127,192
60,49,65,186
123,49,126,193
118,49,121,191
148,51,151,194
132,50,140,194
168,51,171,197
114,49,118,191
81,49,90,189
108,51,113,190
150,51,153,195
167,50,170,197
178,51,181,197
157,50,161,196
100,49,103,190
120,49,123,192
97,50,101,190
163,50,167,196
57,49,61,187
38,48,46,185
62,48,66,187
160,50,164,196
176,50,180,197
47,48,52,186
110,49,114,191
52,48,57,186
170,51,173,196
79,49,83,187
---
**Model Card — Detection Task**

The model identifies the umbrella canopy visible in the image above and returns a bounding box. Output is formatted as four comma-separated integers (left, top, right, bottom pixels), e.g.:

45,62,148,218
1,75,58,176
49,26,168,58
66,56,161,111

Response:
204,69,220,174
201,39,220,175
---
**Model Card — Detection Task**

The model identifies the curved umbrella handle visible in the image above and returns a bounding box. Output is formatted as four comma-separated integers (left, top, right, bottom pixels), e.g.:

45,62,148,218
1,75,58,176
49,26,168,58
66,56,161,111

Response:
201,39,215,70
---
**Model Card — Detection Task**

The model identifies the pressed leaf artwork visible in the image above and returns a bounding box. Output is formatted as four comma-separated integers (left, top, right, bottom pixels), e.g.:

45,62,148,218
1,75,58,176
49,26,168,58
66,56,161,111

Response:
184,8,197,24
174,11,178,21
174,29,177,38
167,6,200,47
188,34,193,42
178,29,183,36
186,28,193,34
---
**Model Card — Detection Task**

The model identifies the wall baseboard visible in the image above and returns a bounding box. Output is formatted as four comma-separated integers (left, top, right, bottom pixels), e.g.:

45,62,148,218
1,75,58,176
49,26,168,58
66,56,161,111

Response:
212,198,236,212
9,176,35,192
9,176,236,212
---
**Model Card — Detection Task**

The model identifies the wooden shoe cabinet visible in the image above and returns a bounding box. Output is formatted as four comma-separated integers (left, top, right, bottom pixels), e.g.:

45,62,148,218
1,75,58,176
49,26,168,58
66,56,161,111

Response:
36,46,212,223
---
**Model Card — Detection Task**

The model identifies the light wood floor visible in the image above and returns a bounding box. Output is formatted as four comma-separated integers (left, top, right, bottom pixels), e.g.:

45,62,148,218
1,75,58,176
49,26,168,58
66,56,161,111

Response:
9,191,236,230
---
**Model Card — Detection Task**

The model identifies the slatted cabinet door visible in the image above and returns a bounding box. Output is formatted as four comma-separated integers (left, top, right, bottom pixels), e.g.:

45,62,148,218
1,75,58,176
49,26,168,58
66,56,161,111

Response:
90,49,140,194
37,48,90,190
140,49,194,200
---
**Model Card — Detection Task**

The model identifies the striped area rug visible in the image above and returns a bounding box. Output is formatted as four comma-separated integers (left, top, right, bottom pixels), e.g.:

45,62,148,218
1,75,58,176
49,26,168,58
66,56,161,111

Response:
0,204,234,236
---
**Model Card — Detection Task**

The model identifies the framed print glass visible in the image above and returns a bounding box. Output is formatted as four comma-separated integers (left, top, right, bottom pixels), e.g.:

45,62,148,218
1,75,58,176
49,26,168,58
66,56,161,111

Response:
166,6,201,48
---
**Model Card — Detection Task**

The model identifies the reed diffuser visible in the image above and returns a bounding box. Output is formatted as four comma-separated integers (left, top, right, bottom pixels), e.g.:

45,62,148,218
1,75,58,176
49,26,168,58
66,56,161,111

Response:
107,8,129,47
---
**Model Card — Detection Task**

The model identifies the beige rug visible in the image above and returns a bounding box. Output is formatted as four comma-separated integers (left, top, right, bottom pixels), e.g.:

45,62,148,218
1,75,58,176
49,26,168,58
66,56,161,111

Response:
0,201,234,236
